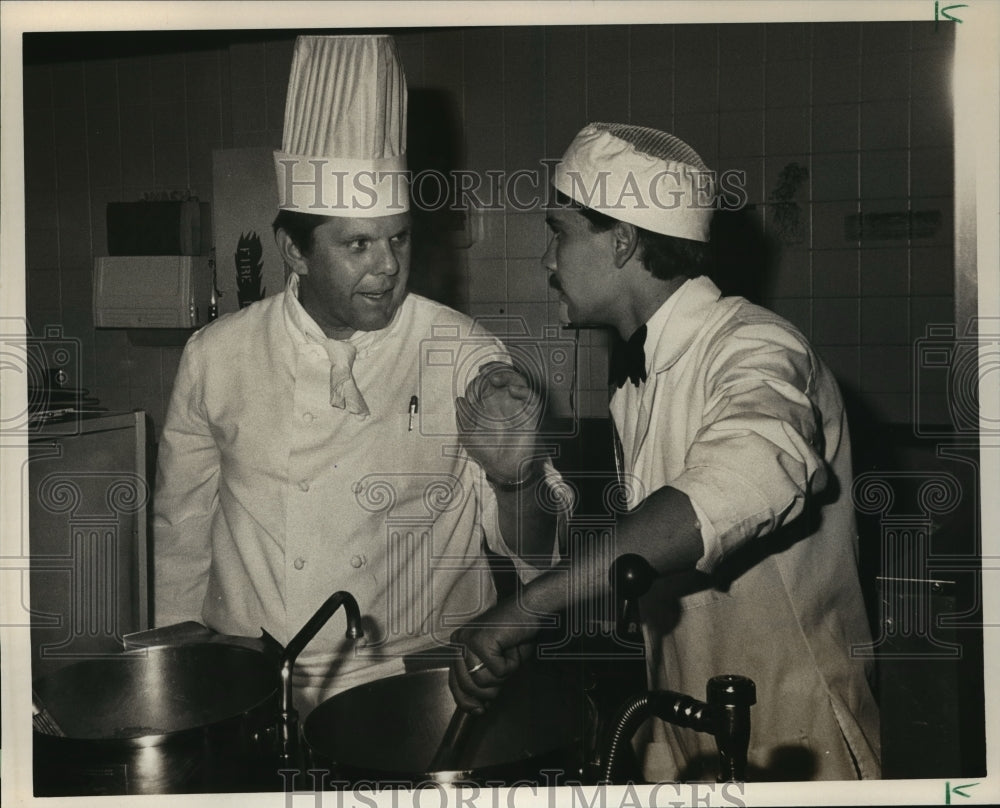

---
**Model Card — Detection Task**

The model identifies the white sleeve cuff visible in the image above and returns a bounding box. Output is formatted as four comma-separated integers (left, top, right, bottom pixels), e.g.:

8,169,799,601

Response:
689,494,722,574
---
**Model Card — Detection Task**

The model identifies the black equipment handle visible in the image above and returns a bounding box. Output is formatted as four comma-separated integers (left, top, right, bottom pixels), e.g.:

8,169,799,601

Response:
604,555,756,782
609,553,657,637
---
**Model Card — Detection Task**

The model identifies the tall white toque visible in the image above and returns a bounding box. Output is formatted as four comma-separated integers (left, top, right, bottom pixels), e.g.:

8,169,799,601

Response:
553,122,715,242
274,35,409,217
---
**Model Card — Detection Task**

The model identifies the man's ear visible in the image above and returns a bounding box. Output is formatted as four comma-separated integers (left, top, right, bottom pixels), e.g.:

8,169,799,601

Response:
275,228,309,275
612,221,639,269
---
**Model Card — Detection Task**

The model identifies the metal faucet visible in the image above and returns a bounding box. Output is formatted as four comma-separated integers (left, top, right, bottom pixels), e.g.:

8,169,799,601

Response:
278,591,364,765
601,674,756,783
602,555,756,782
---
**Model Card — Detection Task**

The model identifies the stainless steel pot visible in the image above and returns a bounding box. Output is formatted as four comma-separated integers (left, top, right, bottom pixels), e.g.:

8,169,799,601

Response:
302,661,594,786
32,642,282,795
32,591,363,796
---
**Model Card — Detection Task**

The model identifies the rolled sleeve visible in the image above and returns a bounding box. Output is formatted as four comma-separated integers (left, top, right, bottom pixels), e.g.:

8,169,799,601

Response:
685,495,721,574
671,326,830,574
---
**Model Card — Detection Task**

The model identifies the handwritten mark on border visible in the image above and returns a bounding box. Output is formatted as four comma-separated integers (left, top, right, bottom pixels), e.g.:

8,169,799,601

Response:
945,781,979,804
935,1,968,27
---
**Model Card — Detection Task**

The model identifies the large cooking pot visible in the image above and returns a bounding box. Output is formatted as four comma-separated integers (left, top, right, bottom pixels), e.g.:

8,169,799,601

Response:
32,591,362,796
32,642,283,796
303,660,595,786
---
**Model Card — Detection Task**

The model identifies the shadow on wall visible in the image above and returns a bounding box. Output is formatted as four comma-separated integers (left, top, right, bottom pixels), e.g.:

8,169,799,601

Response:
842,390,986,780
839,382,897,640
407,88,465,310
706,205,892,642
708,204,781,305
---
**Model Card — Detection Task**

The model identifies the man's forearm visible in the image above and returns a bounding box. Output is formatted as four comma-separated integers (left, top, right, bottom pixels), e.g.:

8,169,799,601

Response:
450,485,705,711
507,484,704,610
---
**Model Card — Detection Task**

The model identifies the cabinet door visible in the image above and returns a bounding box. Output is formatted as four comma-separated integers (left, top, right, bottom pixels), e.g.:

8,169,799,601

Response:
29,412,150,682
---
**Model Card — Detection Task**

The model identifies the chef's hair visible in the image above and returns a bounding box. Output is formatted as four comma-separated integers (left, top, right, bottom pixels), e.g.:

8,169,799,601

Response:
272,209,330,255
553,190,710,281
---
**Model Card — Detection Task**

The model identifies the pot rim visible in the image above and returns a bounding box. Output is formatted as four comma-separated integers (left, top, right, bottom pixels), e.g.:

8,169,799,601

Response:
32,642,280,745
301,664,589,784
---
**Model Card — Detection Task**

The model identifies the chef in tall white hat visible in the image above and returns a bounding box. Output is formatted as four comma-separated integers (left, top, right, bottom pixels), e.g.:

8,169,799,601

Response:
275,35,409,221
449,122,881,782
153,35,563,719
272,35,411,417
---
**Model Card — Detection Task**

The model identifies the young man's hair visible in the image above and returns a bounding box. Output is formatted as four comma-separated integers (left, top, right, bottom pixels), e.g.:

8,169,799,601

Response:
272,209,331,255
553,190,712,281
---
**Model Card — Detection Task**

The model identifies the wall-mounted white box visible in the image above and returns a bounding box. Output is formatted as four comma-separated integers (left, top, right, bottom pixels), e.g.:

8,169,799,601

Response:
94,256,212,328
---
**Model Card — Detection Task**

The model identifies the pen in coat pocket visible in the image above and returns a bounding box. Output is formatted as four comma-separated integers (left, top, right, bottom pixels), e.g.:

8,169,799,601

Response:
408,395,418,431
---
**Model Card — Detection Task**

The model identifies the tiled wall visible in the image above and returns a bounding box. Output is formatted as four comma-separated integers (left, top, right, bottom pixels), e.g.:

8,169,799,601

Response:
22,22,956,436
23,43,235,431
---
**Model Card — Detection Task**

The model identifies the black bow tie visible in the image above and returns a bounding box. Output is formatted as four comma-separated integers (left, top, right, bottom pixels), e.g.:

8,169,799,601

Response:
609,325,648,389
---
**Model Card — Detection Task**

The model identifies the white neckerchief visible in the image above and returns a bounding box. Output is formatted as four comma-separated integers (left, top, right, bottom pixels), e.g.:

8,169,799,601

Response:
283,273,391,418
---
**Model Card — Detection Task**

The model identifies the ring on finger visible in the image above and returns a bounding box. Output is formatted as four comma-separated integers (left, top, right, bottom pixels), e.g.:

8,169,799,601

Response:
467,660,487,675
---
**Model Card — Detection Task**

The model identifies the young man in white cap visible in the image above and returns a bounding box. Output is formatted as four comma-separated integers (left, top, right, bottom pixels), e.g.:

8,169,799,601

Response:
153,35,561,715
449,123,881,781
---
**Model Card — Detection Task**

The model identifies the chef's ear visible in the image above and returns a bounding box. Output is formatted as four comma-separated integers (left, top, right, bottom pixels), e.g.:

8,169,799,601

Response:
275,228,310,275
612,221,638,269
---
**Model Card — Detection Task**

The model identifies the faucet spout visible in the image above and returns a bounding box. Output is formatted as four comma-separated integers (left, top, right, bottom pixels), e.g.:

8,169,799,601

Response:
278,591,364,764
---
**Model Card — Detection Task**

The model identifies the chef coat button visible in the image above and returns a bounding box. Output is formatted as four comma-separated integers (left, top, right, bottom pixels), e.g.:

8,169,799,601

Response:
293,557,306,570
299,480,310,492
303,411,314,423
350,554,365,569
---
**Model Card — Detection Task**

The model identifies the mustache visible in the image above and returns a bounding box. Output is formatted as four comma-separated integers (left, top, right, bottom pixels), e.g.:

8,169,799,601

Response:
548,275,563,292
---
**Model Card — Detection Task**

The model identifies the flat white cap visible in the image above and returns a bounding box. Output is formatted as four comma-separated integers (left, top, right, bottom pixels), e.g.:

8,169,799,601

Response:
274,35,408,216
554,123,715,242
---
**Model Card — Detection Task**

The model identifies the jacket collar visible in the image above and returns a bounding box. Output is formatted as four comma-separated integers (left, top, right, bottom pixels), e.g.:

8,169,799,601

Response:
643,275,723,373
611,275,723,472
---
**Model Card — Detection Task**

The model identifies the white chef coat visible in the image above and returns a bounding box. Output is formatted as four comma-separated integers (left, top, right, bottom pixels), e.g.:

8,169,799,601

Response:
610,276,880,781
153,276,551,712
